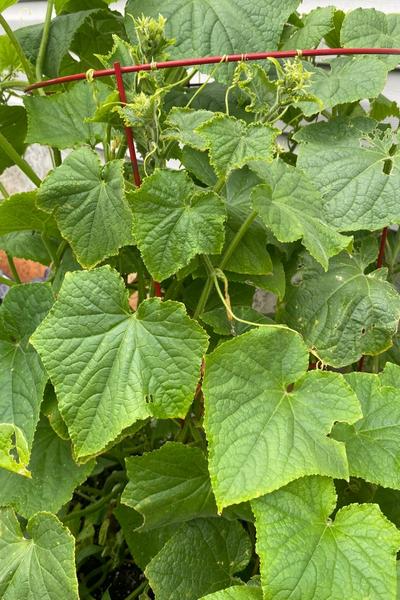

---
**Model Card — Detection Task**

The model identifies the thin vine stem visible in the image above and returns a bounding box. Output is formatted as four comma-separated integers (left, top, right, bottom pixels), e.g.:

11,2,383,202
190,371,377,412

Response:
0,180,9,198
0,13,35,83
0,131,41,187
0,275,16,287
6,253,21,284
35,0,54,83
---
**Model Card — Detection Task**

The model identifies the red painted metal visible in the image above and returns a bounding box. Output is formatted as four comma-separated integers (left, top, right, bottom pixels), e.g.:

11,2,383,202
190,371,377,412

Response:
114,61,142,188
25,48,400,92
377,226,388,269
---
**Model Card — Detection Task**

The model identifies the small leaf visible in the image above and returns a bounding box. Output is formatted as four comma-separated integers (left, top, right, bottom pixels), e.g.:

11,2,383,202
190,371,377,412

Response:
164,107,214,150
0,192,58,237
203,326,361,509
300,56,387,116
122,442,217,529
197,115,276,178
0,508,79,599
31,267,208,460
0,284,53,475
285,252,400,367
0,106,27,175
145,518,252,600
38,147,133,269
24,80,109,149
251,160,351,270
281,6,334,50
0,416,94,518
332,372,400,490
130,169,226,281
252,475,400,600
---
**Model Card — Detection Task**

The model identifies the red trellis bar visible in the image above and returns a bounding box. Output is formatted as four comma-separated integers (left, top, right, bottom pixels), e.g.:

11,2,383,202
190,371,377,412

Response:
25,47,400,92
25,47,400,367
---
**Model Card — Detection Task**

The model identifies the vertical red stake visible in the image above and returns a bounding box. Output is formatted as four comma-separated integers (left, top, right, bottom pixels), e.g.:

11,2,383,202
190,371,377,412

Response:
377,227,388,269
114,61,162,297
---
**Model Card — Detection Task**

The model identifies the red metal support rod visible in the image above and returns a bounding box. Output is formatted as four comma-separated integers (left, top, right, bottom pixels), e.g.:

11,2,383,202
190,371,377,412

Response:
113,61,162,298
26,48,400,92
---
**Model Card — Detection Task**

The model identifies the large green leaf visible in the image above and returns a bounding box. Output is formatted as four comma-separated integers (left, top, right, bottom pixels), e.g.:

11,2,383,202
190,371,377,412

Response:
24,80,109,149
201,587,262,600
0,192,58,238
126,0,300,74
341,9,400,70
122,442,217,529
252,476,400,600
31,267,208,460
145,518,252,600
0,508,79,599
0,106,27,175
37,147,133,269
281,6,334,50
251,160,351,270
16,10,100,77
285,252,400,368
300,57,387,116
296,118,400,232
0,232,56,266
0,35,21,74
0,417,93,518
203,326,361,510
0,284,53,476
332,372,400,490
197,115,276,179
130,169,226,281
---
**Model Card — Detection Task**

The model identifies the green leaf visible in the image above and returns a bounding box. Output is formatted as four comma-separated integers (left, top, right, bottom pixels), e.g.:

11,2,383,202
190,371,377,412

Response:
0,416,94,518
24,80,109,149
114,505,177,570
16,10,101,77
201,587,262,600
37,147,133,269
252,475,400,600
221,207,272,275
332,372,400,490
130,169,226,281
235,63,277,116
281,7,335,50
122,442,216,529
126,0,300,78
0,0,17,11
296,119,400,232
284,252,400,368
0,284,53,475
0,192,58,237
371,94,400,121
0,232,56,266
164,108,215,151
0,508,79,599
197,115,276,179
181,147,218,187
145,518,252,600
380,362,400,388
0,106,27,175
0,36,20,74
299,57,387,116
31,267,208,460
251,160,351,270
341,9,400,70
203,326,361,510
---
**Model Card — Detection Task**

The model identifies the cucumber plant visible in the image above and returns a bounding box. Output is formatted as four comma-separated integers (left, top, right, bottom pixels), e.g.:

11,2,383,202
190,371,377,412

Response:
1,0,400,598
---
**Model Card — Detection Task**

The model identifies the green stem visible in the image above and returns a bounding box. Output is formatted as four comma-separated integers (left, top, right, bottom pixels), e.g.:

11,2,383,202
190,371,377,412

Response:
0,275,17,287
0,180,9,198
0,80,27,90
35,0,54,82
52,148,62,167
193,210,258,320
219,209,258,269
0,14,35,83
0,131,41,187
6,253,21,284
63,488,120,523
124,580,148,600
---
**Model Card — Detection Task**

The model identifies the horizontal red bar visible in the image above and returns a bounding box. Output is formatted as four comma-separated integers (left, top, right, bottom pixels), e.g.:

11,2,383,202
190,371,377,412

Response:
25,47,400,92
